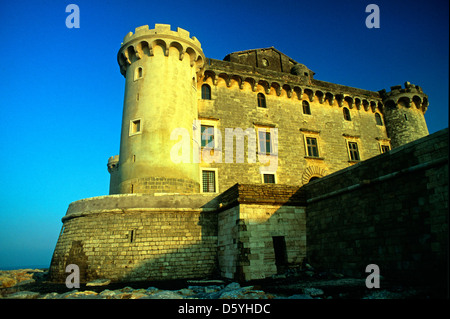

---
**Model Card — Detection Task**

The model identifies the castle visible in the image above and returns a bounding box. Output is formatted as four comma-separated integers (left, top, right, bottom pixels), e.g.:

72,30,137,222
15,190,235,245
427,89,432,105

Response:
49,25,447,288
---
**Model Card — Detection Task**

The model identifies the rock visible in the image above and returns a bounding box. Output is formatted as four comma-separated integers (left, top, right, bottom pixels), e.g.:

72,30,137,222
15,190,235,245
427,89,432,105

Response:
177,288,196,296
219,289,244,299
287,294,313,299
303,287,324,297
0,275,17,288
223,282,240,291
6,291,40,299
143,290,184,299
86,279,111,287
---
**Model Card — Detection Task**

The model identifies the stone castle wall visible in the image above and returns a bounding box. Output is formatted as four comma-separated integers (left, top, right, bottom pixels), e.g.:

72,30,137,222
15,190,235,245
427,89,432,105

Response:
303,128,448,288
49,194,218,282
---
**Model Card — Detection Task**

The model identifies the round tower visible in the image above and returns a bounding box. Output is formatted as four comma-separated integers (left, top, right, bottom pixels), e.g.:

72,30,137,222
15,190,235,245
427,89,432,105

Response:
115,24,205,194
379,82,429,148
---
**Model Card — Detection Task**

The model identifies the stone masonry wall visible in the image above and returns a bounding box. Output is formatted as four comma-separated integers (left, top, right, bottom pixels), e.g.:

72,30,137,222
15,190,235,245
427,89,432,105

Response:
49,194,218,283
217,184,307,281
303,128,448,290
198,74,390,193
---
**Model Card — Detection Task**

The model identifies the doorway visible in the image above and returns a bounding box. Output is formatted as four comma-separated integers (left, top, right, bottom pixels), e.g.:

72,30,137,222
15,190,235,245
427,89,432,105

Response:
272,236,288,274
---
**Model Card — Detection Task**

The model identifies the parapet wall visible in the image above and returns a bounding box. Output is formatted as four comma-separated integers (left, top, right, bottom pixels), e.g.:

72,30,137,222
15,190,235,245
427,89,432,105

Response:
303,128,448,290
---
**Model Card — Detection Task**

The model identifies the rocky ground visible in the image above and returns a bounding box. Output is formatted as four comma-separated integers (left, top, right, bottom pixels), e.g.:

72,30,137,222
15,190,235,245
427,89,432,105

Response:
0,267,440,299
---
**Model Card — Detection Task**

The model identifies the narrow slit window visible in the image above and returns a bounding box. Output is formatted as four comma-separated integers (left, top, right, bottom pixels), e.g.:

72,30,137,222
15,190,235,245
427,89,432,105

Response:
134,67,143,80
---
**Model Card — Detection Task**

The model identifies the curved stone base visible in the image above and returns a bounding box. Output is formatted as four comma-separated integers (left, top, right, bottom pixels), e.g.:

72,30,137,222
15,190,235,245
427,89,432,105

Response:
48,193,218,283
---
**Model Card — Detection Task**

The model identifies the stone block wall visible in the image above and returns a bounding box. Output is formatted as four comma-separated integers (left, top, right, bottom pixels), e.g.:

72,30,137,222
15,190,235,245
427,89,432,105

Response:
303,128,448,289
49,194,217,283
217,184,307,281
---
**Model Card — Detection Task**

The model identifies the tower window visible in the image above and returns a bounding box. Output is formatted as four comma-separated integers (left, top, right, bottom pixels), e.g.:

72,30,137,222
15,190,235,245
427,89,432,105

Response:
375,113,383,126
343,107,351,121
263,173,275,184
129,119,141,135
302,101,311,115
257,93,266,108
348,142,360,161
134,67,143,81
306,137,319,157
202,170,217,193
201,84,211,100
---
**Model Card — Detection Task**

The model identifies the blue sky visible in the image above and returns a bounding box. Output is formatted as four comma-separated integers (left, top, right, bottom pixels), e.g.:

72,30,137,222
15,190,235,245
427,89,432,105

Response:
0,0,448,269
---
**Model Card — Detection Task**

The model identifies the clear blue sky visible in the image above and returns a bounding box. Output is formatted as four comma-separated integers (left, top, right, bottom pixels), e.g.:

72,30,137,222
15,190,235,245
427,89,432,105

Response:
0,0,448,269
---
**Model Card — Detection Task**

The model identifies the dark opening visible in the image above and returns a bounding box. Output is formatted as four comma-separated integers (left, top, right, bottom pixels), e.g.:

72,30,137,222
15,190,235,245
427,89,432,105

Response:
272,236,288,274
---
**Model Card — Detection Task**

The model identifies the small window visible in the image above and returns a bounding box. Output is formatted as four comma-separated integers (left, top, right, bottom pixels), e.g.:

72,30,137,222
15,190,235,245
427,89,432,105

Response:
257,93,266,108
258,129,272,155
263,174,275,184
306,137,319,157
201,125,214,148
201,84,211,100
302,101,311,115
375,113,383,126
129,119,141,135
343,107,351,121
348,142,360,161
381,145,390,153
202,170,216,193
134,67,143,80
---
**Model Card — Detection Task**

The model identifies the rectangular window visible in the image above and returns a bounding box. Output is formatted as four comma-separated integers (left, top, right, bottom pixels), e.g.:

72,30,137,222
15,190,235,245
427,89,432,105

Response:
348,142,360,161
381,145,390,153
258,130,271,155
202,170,216,193
201,125,215,148
263,174,275,184
306,137,319,157
130,119,141,135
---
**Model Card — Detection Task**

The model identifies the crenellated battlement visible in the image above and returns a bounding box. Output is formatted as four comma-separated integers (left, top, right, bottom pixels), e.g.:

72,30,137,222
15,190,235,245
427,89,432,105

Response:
379,81,428,113
117,24,205,76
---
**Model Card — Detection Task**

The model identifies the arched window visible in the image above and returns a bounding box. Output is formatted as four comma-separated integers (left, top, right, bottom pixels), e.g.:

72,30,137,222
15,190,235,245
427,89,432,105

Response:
134,67,143,80
302,101,311,115
375,113,383,126
201,84,211,100
343,107,351,121
257,93,266,108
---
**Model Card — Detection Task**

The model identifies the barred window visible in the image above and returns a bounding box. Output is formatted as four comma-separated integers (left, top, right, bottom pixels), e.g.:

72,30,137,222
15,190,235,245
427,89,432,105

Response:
381,145,390,153
202,170,216,193
263,174,275,184
306,137,319,157
348,142,360,161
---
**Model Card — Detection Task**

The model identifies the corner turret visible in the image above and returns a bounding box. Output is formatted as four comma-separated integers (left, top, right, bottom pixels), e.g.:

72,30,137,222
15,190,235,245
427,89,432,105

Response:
379,82,429,148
